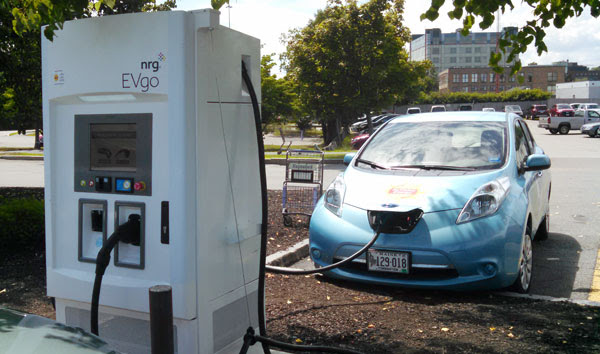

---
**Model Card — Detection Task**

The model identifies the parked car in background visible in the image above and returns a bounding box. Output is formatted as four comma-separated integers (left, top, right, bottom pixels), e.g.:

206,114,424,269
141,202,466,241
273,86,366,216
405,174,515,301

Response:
310,112,551,292
538,108,600,134
350,114,398,133
406,107,421,114
579,109,600,136
430,105,446,112
571,103,599,110
482,107,495,112
458,104,473,111
549,104,575,117
525,104,548,120
351,133,370,149
504,105,523,117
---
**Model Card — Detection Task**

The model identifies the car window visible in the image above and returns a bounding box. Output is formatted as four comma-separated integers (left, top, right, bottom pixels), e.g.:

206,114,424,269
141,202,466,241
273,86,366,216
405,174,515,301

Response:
575,110,584,117
358,121,507,170
557,104,571,109
518,120,535,153
588,104,599,109
589,111,600,118
514,120,529,166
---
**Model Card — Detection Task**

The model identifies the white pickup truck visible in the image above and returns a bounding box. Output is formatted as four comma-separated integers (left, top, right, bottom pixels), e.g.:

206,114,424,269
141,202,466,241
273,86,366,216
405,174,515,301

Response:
538,109,600,134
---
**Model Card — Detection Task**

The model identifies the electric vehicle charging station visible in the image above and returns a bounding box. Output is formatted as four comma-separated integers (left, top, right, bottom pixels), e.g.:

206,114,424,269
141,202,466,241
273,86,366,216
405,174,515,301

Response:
42,9,264,354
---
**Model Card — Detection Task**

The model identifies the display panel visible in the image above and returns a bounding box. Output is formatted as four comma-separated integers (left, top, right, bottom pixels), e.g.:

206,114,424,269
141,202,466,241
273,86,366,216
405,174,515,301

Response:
90,124,137,172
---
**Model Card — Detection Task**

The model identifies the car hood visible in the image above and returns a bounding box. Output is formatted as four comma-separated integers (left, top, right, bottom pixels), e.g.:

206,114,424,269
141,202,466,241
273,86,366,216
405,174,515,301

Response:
342,166,506,213
0,308,119,353
582,122,600,129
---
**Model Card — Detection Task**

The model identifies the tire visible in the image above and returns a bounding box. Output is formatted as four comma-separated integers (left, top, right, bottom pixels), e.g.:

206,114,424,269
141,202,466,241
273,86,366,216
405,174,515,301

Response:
558,125,570,135
588,131,596,138
535,214,549,241
549,129,558,135
283,215,292,227
512,227,533,293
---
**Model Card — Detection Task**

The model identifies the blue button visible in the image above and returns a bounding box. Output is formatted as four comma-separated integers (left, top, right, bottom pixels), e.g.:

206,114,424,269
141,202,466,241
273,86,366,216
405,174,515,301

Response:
116,178,133,193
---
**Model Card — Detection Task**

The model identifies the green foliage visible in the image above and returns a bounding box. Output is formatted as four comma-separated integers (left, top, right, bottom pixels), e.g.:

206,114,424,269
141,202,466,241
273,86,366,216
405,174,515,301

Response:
261,54,300,125
211,0,229,11
283,0,416,143
415,89,552,105
0,198,45,255
422,0,600,75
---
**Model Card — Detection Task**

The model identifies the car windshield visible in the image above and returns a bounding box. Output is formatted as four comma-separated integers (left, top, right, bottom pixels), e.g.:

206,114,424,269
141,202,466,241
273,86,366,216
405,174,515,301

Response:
431,106,445,112
506,106,521,111
557,104,571,109
587,104,599,109
358,121,507,170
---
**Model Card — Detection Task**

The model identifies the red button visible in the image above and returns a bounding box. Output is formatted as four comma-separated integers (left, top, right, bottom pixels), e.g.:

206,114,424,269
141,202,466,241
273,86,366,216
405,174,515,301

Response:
89,180,95,187
134,182,146,191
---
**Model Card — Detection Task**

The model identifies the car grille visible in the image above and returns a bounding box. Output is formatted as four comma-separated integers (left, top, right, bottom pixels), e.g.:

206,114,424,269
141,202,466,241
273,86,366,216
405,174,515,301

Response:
332,258,459,281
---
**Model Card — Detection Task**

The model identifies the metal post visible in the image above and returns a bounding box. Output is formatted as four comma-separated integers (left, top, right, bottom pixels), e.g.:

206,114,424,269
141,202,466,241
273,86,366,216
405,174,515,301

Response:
149,285,174,354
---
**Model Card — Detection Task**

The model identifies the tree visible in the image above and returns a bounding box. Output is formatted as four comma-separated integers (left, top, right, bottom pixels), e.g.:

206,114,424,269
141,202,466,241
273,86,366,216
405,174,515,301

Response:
422,0,600,76
260,54,299,126
283,0,415,144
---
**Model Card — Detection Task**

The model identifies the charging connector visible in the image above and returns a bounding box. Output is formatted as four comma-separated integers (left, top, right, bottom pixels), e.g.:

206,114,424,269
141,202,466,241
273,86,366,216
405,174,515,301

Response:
91,214,141,335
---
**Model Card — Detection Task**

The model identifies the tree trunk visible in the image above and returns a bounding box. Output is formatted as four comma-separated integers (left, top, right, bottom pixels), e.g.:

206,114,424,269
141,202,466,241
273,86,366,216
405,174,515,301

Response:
334,116,342,146
322,119,338,146
366,112,374,134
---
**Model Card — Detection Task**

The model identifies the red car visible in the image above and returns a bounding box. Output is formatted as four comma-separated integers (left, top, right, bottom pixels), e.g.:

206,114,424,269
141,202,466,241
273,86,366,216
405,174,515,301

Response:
549,104,574,117
351,133,370,149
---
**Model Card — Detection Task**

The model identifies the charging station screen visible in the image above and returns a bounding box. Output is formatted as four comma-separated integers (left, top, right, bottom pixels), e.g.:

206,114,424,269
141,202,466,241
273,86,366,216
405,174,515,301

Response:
90,124,137,172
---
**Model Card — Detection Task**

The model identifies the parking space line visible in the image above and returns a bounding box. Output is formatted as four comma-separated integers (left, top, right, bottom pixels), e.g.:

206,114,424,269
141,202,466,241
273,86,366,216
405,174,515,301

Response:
588,249,600,302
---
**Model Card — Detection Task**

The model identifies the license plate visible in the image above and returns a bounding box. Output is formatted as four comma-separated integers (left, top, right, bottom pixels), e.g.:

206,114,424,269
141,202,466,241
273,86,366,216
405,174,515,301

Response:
367,249,410,274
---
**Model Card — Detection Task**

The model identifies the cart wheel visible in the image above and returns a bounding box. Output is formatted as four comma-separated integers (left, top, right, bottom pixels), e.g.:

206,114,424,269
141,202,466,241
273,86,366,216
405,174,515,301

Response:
283,215,293,227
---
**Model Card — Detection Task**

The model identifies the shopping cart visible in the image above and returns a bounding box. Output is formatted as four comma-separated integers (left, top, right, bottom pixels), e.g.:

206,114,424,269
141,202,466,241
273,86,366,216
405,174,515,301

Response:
282,149,324,226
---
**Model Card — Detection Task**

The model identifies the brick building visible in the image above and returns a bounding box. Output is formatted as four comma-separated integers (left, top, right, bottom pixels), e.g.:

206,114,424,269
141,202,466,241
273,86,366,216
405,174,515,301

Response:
438,65,567,94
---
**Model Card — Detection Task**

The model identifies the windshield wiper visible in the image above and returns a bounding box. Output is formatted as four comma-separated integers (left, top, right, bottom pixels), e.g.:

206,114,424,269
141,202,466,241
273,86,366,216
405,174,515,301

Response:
389,164,476,171
356,158,389,170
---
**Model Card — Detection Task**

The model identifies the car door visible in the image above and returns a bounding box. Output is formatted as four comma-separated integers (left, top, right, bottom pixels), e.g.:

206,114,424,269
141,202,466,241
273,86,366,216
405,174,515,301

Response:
587,110,600,123
573,110,585,128
515,120,542,228
520,120,548,229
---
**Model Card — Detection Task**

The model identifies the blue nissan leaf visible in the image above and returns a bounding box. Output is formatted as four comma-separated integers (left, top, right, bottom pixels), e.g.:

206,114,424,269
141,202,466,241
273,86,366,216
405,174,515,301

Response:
309,112,551,292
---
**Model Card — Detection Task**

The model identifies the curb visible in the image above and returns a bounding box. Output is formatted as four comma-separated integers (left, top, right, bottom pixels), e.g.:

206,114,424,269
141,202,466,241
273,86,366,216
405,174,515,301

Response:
494,291,600,307
0,156,43,161
266,239,309,267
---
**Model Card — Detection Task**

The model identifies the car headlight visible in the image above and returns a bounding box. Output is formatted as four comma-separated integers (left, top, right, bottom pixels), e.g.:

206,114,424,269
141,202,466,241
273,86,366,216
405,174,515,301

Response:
456,177,510,224
324,175,346,217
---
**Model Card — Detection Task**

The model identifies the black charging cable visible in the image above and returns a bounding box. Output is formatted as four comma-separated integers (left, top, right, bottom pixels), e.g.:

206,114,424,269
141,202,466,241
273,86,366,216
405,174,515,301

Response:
91,214,141,335
242,61,382,354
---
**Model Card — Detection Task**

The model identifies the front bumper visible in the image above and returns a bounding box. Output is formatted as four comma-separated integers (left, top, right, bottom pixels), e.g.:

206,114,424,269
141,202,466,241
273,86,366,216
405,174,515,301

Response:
309,203,524,291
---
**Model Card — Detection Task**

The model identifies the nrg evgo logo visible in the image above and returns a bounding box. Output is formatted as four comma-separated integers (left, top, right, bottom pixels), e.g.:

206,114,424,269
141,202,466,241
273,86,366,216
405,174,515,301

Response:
122,52,166,92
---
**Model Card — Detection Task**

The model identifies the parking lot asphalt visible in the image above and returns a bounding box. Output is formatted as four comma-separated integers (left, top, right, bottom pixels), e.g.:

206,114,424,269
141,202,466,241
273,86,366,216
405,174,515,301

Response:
1,122,600,300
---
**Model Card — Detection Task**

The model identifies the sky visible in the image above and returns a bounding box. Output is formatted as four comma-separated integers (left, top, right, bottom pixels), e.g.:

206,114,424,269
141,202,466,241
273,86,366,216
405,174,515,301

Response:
177,0,600,76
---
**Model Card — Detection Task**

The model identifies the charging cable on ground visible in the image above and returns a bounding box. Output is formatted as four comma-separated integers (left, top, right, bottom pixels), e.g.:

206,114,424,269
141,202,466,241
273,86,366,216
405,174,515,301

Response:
91,214,141,335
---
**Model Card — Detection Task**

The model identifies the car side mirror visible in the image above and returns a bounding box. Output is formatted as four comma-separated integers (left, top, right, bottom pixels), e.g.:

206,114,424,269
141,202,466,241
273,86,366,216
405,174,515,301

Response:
343,153,356,166
523,154,551,172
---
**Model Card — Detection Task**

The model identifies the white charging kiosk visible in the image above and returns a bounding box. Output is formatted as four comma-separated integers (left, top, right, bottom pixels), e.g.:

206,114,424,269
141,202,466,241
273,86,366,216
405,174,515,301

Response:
42,10,262,354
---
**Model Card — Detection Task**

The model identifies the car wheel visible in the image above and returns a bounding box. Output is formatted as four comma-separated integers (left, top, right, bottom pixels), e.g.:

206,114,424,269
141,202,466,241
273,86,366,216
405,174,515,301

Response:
535,214,549,241
283,215,292,227
549,129,558,135
595,128,600,138
558,125,570,135
512,227,533,293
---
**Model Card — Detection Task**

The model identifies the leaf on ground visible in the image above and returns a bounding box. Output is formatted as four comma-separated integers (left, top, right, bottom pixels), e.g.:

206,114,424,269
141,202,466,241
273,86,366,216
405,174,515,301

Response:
287,300,292,304
0,289,6,295
326,296,331,300
507,333,515,338
295,338,303,343
441,328,449,332
368,324,375,328
356,329,363,334
490,327,496,331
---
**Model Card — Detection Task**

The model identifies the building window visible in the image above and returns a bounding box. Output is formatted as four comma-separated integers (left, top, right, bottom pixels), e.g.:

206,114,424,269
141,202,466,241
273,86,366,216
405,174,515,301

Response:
527,74,533,83
462,74,469,83
472,86,478,92
465,47,472,54
465,57,472,63
481,85,487,91
499,86,504,91
490,73,495,82
463,87,469,92
510,76,515,82
472,73,478,82
481,73,488,82
500,74,505,82
432,57,439,63
474,47,481,53
453,74,459,83
547,72,558,82
490,85,495,91
432,47,440,55
450,47,457,54
450,57,457,63
547,85,556,93
474,56,481,63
